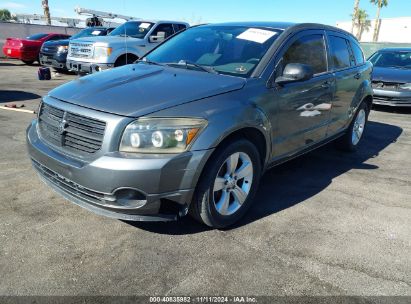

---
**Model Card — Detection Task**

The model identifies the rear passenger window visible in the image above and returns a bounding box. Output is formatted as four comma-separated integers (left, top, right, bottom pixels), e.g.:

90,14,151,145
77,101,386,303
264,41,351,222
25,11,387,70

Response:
329,36,352,69
350,41,365,65
282,34,327,74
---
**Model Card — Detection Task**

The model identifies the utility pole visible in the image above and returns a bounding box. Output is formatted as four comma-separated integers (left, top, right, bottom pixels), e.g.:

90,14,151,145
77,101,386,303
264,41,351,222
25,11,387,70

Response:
42,0,51,25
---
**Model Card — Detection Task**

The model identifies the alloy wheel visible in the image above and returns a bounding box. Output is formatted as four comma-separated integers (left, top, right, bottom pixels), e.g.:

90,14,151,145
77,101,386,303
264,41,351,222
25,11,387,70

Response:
352,109,366,146
212,152,254,216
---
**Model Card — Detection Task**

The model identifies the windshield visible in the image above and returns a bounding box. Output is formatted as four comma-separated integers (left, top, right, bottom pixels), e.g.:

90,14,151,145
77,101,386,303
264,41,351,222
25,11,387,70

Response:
369,51,411,69
109,21,154,38
71,28,107,40
26,33,48,40
146,25,281,77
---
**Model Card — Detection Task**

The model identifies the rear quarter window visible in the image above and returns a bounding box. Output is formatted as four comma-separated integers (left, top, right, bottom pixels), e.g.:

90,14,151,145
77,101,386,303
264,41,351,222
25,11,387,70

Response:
328,35,352,69
350,41,365,65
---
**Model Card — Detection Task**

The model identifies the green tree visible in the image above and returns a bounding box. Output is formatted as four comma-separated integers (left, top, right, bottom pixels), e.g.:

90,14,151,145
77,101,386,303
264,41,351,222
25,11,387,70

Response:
351,0,361,34
370,0,388,42
352,9,371,40
0,9,12,21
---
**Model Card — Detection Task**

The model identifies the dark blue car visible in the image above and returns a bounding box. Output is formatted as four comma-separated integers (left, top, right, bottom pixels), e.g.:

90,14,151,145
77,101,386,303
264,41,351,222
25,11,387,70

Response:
39,27,115,71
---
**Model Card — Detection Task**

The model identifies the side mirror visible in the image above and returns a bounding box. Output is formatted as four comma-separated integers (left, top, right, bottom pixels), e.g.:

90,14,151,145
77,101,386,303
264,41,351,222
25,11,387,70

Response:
275,63,314,85
149,31,166,43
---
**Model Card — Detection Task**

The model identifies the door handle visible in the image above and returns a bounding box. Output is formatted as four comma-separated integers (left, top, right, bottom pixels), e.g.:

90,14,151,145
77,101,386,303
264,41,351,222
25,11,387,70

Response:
321,81,331,89
354,73,361,80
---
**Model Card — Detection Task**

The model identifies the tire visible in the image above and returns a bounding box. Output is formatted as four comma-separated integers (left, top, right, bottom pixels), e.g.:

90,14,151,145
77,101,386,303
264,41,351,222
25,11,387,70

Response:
336,101,369,152
22,60,35,65
190,139,262,228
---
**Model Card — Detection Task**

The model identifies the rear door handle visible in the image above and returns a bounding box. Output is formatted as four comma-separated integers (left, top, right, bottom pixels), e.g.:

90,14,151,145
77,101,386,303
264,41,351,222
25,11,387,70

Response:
354,73,361,80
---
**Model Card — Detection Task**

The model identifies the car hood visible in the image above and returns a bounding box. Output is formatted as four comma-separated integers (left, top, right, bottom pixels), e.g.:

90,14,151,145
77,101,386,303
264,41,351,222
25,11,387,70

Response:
43,39,70,47
48,63,246,117
72,35,144,45
372,66,411,83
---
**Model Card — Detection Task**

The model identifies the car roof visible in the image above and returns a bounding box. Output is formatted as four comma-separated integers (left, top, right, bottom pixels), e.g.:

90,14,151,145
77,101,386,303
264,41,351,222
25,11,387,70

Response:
208,21,296,30
377,47,411,52
128,20,189,24
196,22,355,37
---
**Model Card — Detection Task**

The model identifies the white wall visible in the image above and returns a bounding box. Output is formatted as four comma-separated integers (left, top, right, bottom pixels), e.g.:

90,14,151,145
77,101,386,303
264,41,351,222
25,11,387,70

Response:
336,17,411,43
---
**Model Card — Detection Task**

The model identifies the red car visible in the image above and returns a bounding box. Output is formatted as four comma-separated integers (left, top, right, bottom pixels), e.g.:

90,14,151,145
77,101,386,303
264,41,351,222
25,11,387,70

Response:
3,33,70,65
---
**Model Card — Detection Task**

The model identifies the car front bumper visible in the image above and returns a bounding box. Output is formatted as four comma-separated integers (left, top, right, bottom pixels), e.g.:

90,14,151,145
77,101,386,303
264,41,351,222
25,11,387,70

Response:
39,52,67,70
66,59,114,74
26,119,213,221
373,88,411,107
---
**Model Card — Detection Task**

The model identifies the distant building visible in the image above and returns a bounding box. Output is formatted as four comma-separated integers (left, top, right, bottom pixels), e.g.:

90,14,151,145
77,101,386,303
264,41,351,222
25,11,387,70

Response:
336,17,411,43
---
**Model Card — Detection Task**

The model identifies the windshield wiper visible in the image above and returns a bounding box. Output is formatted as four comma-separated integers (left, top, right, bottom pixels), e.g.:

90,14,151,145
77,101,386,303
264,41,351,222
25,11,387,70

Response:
136,59,166,67
167,60,218,74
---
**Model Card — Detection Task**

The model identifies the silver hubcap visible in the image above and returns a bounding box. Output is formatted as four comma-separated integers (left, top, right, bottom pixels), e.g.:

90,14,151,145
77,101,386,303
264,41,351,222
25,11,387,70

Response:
213,152,254,216
352,109,366,146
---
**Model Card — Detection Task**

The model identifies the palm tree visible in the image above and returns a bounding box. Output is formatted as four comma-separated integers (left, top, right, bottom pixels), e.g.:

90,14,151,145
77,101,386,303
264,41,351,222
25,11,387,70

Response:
41,0,51,25
352,9,371,40
351,0,361,34
370,0,388,42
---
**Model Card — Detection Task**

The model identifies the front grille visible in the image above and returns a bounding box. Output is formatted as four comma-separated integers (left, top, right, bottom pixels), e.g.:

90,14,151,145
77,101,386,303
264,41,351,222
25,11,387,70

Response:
68,42,94,59
374,96,411,104
41,45,57,55
372,81,404,90
32,159,105,205
38,103,106,156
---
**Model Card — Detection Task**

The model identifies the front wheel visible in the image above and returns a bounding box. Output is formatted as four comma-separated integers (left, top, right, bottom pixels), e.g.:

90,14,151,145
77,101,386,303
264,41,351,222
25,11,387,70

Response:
190,139,262,228
22,60,35,65
336,102,369,152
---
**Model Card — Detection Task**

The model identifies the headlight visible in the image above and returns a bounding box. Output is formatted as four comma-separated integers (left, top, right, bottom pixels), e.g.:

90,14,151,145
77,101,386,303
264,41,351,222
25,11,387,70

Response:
94,46,112,60
57,45,68,53
119,118,207,154
399,83,411,90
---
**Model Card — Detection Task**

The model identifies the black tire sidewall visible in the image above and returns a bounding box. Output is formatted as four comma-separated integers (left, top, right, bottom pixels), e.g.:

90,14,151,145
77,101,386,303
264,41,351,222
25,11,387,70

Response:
194,139,262,228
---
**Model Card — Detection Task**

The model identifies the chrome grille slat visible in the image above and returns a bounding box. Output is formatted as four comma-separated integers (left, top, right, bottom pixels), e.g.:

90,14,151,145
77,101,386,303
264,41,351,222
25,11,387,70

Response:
38,103,106,156
68,42,94,59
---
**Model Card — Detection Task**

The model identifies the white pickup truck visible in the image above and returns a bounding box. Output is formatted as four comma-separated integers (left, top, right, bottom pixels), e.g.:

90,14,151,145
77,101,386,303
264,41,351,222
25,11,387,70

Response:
66,20,189,73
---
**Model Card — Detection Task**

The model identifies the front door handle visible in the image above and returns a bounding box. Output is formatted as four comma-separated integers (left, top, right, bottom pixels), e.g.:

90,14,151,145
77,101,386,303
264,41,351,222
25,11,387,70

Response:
321,81,331,89
354,73,361,80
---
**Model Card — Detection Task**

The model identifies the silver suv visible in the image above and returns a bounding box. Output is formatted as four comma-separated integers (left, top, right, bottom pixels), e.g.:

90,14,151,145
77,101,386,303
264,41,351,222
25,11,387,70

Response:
66,20,189,73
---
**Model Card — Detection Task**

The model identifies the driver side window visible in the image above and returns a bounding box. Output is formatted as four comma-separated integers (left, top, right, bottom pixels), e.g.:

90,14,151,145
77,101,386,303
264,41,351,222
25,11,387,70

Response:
280,34,327,76
151,23,174,40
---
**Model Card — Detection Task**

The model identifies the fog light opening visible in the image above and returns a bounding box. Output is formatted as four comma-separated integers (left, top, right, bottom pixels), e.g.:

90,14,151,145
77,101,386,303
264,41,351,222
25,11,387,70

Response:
112,189,147,208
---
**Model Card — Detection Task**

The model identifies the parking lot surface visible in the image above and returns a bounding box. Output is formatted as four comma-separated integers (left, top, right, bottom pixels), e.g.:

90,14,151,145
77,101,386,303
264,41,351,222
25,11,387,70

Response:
0,59,410,296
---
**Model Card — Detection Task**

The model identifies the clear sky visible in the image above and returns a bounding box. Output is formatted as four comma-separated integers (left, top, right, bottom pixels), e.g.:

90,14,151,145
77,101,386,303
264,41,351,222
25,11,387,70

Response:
1,0,411,25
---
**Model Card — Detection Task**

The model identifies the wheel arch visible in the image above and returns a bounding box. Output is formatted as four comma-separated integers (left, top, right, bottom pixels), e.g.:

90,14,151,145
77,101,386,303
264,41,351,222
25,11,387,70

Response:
114,53,139,66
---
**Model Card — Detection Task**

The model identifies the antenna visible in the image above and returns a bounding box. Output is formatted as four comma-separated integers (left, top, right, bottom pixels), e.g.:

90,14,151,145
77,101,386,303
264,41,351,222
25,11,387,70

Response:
123,0,128,65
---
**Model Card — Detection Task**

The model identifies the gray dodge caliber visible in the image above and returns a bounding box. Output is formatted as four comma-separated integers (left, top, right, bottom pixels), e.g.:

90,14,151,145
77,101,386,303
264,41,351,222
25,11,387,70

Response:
27,22,373,228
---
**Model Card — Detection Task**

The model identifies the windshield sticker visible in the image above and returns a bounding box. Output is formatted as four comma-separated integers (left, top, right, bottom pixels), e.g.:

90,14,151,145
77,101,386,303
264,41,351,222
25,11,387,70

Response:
237,28,277,44
139,23,151,29
91,30,102,35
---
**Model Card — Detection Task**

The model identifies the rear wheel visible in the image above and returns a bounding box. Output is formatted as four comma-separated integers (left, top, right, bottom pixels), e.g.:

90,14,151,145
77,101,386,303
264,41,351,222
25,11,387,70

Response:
190,139,261,228
22,60,35,65
336,101,369,152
